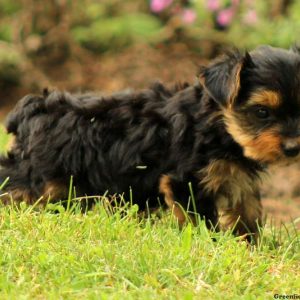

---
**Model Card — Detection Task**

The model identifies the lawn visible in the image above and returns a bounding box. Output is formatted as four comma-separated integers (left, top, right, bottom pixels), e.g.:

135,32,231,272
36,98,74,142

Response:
0,126,299,299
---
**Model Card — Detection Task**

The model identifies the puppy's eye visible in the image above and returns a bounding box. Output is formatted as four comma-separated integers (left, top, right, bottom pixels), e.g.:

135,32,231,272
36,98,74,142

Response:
254,107,270,119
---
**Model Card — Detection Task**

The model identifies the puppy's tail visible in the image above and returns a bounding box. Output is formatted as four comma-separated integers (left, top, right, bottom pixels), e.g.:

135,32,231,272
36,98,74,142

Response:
5,93,45,135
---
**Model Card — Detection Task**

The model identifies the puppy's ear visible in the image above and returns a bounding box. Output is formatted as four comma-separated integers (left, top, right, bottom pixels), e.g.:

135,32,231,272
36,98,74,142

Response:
199,50,253,107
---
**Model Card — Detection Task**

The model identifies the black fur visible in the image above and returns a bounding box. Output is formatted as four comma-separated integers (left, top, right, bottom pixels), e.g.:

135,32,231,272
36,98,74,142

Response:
0,82,260,216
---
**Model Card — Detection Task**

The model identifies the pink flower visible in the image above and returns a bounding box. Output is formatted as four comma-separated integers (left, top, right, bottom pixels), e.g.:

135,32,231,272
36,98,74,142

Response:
217,8,234,26
231,0,240,6
243,9,258,25
206,0,220,11
181,9,197,24
150,0,173,13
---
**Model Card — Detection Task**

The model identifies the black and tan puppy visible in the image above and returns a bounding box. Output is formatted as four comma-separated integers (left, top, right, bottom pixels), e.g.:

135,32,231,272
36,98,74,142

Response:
1,45,300,239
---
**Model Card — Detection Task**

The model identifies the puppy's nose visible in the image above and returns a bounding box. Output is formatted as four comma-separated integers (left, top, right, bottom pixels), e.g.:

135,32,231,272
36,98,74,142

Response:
281,140,300,157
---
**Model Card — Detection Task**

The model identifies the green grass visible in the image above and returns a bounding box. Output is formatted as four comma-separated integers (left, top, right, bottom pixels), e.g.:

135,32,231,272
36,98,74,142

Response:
0,125,9,151
0,127,299,299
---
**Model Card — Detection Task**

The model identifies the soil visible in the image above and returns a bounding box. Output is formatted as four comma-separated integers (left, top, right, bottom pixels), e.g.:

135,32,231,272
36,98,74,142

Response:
262,166,300,227
0,42,299,227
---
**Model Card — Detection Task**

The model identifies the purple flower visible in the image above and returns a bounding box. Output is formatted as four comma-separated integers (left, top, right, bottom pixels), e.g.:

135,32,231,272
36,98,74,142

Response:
243,9,258,25
181,9,197,24
217,8,234,26
206,0,220,12
150,0,173,13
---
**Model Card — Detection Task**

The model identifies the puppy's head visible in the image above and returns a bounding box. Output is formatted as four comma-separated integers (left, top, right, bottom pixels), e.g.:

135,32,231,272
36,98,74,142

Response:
199,45,300,165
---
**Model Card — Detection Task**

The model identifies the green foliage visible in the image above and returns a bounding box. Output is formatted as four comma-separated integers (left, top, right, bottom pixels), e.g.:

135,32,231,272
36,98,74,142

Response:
0,126,9,152
0,24,12,42
0,43,22,88
0,0,20,16
227,1,300,49
0,0,300,67
72,13,162,53
83,3,107,21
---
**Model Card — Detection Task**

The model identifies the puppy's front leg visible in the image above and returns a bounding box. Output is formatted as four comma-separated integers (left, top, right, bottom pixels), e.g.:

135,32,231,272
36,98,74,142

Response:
217,191,263,241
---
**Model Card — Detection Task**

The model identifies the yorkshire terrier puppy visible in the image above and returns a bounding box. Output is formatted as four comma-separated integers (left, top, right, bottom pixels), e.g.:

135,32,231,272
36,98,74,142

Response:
1,45,300,240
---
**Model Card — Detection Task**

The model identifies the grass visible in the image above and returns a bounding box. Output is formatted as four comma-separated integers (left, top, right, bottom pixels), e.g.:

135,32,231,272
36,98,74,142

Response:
0,126,299,299
0,125,9,151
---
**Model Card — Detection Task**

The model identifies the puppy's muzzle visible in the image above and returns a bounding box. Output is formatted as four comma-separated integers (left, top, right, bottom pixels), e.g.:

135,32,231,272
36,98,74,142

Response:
281,139,300,157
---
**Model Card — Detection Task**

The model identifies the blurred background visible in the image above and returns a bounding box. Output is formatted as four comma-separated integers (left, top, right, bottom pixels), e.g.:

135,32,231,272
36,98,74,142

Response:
0,0,299,224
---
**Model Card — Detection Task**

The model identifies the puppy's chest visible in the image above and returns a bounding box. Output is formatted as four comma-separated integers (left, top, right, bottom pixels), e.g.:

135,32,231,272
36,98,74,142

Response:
198,159,261,209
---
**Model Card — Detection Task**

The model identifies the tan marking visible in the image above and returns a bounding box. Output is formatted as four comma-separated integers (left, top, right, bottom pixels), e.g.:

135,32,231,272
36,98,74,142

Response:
159,175,187,226
283,138,300,149
218,194,262,239
0,188,34,204
0,181,67,206
6,136,16,152
243,131,282,162
43,181,67,201
228,61,243,107
199,159,258,200
224,110,282,163
248,90,281,108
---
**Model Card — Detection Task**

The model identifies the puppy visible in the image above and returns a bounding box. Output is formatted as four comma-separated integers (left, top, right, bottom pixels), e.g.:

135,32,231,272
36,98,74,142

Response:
1,45,300,239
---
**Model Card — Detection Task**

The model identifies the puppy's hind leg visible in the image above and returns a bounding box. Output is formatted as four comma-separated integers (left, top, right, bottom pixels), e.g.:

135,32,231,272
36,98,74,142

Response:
159,174,220,229
159,175,187,226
